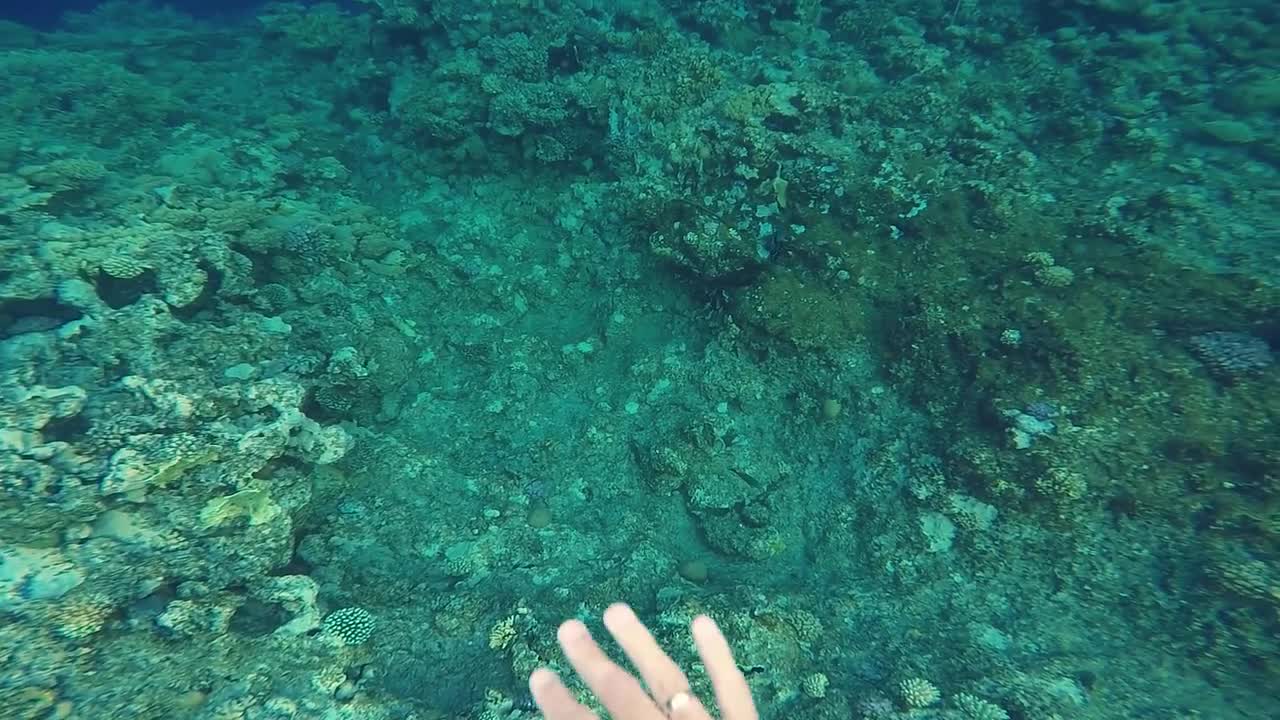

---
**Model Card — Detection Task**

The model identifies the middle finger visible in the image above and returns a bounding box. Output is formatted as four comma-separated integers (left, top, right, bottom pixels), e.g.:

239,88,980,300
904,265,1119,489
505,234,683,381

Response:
557,619,666,720
602,604,697,706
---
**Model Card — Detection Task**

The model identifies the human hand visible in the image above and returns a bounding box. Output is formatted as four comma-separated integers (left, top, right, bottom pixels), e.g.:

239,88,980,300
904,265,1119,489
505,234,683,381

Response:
529,603,759,720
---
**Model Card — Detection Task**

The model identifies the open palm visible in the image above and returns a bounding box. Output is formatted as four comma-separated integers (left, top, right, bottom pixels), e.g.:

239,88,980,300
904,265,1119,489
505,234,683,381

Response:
530,604,759,720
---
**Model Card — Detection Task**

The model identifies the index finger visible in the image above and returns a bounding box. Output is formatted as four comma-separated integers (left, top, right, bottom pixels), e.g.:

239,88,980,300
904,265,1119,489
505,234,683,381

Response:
557,619,667,720
602,603,695,706
691,616,758,720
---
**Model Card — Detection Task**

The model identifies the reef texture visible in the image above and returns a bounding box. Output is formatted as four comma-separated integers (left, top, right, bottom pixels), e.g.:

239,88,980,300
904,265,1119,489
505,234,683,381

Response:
0,1,1277,719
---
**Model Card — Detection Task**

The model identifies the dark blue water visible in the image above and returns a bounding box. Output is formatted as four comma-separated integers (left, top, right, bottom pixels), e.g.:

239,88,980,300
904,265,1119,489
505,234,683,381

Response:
0,0,356,30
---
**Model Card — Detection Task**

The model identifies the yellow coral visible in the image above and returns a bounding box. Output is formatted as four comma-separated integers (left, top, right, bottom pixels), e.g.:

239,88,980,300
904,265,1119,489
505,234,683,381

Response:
801,672,829,698
1035,264,1075,287
199,488,281,527
1035,466,1088,504
489,615,518,651
311,665,347,694
51,596,115,641
101,433,215,497
898,677,940,708
1024,251,1055,267
953,693,1010,720
1024,251,1074,287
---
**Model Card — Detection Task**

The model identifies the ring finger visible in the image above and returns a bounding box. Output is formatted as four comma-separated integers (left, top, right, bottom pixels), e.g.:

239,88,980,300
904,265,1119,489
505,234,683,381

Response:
602,604,712,718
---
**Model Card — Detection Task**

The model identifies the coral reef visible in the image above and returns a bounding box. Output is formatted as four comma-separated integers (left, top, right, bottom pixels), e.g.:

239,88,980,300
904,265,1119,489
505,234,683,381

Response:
0,0,1276,718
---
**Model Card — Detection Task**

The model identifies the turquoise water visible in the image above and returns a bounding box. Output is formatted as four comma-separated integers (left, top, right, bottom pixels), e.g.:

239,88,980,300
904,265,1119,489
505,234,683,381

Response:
1,1,1277,719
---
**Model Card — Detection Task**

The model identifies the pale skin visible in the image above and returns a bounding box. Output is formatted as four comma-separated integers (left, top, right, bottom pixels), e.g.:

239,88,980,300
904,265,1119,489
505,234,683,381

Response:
530,603,759,720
